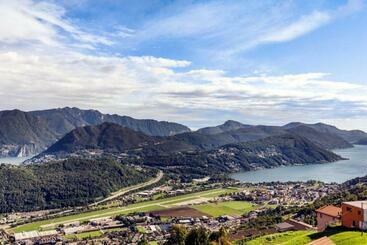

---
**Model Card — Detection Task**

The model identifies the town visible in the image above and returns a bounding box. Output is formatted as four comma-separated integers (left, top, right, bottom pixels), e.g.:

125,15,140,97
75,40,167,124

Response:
1,177,359,244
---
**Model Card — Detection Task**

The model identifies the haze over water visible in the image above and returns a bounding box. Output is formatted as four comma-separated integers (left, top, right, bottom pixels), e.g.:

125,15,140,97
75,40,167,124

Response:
0,156,33,165
230,145,367,183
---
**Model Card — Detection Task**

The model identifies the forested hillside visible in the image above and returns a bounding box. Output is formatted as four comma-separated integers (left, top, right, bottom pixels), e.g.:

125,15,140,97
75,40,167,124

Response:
0,158,156,213
133,134,343,180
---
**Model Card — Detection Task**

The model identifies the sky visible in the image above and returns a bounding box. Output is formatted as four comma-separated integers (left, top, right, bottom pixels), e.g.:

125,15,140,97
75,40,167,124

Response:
0,0,367,130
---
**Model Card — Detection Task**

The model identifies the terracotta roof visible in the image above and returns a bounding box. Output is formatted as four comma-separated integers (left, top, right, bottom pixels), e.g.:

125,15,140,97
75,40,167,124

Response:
316,205,341,218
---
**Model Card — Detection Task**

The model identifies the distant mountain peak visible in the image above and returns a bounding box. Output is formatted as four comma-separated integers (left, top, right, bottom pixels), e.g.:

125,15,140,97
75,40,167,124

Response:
45,122,156,154
223,120,244,126
197,120,249,135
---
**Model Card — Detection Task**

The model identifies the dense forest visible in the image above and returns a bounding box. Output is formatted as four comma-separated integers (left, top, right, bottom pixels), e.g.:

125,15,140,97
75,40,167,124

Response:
0,158,156,213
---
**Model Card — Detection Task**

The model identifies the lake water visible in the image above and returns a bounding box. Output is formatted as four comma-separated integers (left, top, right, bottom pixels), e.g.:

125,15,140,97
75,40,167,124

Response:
230,145,367,183
0,156,33,165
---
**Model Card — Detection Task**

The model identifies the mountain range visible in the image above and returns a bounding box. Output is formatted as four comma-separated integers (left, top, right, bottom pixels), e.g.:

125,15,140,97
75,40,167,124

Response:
40,122,344,180
43,120,358,157
1,107,366,159
1,107,365,211
0,107,190,157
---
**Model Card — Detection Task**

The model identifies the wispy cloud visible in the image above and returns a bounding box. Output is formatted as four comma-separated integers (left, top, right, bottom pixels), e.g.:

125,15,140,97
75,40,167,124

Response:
259,11,331,43
132,0,364,56
0,0,113,47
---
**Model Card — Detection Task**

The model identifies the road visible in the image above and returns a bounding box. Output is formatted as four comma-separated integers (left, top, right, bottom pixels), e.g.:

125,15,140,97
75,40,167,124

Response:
89,170,164,206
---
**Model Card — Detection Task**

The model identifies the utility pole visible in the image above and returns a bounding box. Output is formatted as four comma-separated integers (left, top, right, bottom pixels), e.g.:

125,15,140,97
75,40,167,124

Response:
362,202,364,236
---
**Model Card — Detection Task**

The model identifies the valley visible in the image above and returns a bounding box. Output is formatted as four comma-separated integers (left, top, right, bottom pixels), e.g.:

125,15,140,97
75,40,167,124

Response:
1,107,367,244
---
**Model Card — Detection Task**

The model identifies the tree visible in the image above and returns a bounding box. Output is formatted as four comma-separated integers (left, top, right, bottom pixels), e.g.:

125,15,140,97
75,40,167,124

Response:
209,227,231,245
185,227,209,245
138,239,148,245
165,225,188,245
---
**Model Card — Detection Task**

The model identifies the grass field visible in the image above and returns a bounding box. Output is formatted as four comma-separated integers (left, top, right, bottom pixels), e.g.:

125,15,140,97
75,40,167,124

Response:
245,231,315,245
12,187,238,233
329,231,367,244
193,201,255,217
64,230,103,240
244,227,367,245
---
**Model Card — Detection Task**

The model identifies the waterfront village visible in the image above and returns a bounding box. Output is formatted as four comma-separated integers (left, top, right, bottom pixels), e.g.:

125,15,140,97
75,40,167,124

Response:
3,176,361,245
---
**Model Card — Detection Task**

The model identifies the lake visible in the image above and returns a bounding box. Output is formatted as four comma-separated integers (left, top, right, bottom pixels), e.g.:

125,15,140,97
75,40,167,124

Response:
0,156,33,165
230,145,367,183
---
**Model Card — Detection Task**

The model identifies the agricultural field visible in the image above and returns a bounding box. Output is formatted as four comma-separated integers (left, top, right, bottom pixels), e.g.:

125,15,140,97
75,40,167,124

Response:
192,201,257,217
64,228,125,241
64,230,103,240
11,187,239,233
150,206,208,218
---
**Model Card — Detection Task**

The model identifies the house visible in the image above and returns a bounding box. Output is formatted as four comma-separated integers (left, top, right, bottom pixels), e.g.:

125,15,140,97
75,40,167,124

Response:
341,201,367,230
316,205,341,231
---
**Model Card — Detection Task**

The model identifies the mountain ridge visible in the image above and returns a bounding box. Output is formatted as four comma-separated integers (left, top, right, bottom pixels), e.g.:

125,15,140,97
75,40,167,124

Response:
0,107,191,157
1,109,366,158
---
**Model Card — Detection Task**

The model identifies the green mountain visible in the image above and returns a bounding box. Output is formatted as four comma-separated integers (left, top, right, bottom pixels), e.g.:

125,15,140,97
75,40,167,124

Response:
44,121,351,157
137,134,343,180
45,122,157,154
196,121,354,150
0,158,155,212
286,125,352,149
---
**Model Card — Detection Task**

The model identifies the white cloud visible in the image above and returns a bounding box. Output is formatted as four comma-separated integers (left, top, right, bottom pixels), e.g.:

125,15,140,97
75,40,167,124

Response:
0,0,112,47
1,47,367,129
0,0,366,130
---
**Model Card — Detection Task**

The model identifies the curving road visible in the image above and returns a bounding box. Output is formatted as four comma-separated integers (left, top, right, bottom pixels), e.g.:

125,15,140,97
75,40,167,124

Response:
89,170,164,206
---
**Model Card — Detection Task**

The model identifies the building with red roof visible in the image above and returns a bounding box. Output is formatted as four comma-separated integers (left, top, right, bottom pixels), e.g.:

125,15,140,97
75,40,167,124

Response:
316,205,341,231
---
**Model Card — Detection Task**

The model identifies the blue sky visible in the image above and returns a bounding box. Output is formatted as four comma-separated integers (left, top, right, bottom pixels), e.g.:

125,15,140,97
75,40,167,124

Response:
58,0,367,79
0,0,367,130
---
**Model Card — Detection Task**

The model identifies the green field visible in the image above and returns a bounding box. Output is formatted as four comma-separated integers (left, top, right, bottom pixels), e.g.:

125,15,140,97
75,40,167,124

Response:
329,231,367,244
12,187,238,233
193,201,256,217
64,230,103,240
244,227,367,245
245,231,315,245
